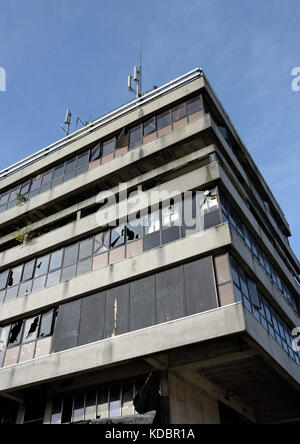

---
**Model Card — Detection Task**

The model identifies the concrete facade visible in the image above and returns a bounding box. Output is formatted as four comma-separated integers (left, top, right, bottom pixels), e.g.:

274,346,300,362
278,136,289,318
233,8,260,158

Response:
0,69,299,424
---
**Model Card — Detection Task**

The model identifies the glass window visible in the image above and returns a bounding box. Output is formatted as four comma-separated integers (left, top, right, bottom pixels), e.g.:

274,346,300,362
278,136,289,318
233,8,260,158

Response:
0,270,9,290
77,258,92,276
73,394,85,423
22,260,35,282
8,265,23,287
23,316,39,343
18,280,32,297
35,255,50,277
187,96,203,116
77,151,90,168
157,111,171,130
79,238,94,260
51,397,62,424
129,125,142,150
39,310,54,339
5,286,19,302
109,385,121,418
0,193,9,205
111,226,125,249
49,250,63,272
90,144,101,162
143,232,160,251
21,181,31,195
53,164,65,180
162,226,180,245
61,265,76,282
143,117,156,136
126,218,142,243
102,138,115,157
30,176,42,191
162,201,181,228
94,231,110,254
46,270,61,287
144,210,160,235
42,170,53,185
97,389,108,419
172,103,186,122
61,396,73,424
32,275,47,292
9,186,21,202
85,391,97,421
65,158,76,174
63,244,79,267
8,321,23,347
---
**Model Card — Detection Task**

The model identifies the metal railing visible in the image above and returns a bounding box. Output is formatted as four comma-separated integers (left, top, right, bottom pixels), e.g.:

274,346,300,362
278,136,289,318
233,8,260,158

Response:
0,68,203,181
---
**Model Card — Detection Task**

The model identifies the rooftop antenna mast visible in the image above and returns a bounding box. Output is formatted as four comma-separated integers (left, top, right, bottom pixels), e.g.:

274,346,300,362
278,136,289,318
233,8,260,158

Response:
128,43,143,99
61,109,72,136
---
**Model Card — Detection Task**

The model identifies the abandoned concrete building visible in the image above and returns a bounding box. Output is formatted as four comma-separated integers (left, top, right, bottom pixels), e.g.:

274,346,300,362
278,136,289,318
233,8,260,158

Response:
0,68,299,424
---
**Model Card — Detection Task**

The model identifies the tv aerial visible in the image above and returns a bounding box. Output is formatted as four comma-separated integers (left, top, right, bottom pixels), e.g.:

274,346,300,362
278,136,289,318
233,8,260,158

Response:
128,43,143,99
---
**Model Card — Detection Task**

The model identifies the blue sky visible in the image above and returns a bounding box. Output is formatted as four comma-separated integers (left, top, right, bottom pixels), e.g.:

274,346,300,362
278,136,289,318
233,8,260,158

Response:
0,0,299,259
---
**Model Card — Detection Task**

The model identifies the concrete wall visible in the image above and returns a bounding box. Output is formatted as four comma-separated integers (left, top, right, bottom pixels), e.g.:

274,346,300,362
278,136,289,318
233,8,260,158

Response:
169,373,220,424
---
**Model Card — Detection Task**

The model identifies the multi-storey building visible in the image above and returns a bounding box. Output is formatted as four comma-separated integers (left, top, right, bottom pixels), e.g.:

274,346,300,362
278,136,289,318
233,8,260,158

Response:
0,68,299,424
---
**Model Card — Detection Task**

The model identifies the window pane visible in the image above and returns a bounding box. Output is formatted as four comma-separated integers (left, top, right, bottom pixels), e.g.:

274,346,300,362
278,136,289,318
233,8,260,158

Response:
162,202,181,228
46,270,61,287
61,265,76,282
143,232,160,251
49,250,63,272
162,226,180,245
30,176,42,191
73,394,85,423
5,286,19,302
21,181,31,195
53,164,65,180
157,111,171,130
172,103,186,122
109,385,121,418
129,125,142,149
126,219,142,243
61,396,73,424
77,258,92,276
0,326,10,367
9,186,21,201
94,231,110,254
187,96,202,115
77,151,90,168
35,255,50,277
144,210,160,235
85,391,97,421
0,193,9,205
8,321,23,346
79,238,94,260
122,384,134,416
23,316,39,343
143,117,156,136
22,260,35,282
111,226,125,249
97,389,108,419
32,275,47,292
63,244,79,267
102,138,115,156
42,170,53,185
65,158,76,174
51,397,62,424
9,265,23,287
18,280,32,297
0,270,9,290
39,310,54,338
90,144,101,162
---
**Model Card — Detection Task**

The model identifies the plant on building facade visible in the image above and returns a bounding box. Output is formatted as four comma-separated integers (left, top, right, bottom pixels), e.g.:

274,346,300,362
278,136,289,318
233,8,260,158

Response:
14,225,34,246
16,193,27,206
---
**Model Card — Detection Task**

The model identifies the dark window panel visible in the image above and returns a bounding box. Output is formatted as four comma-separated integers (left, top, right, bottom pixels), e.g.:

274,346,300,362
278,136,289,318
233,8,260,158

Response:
94,231,110,254
28,189,39,199
102,138,115,156
162,226,180,245
49,250,63,272
77,151,90,168
85,391,97,421
157,111,171,130
78,291,106,347
129,125,142,150
22,260,35,282
0,270,9,290
75,165,88,176
73,394,85,423
65,158,76,174
40,183,51,194
117,127,129,149
111,226,125,249
9,265,23,287
46,270,61,287
41,170,53,185
63,244,79,267
97,389,109,419
172,103,186,122
8,186,21,202
90,143,101,162
204,211,221,230
52,299,82,353
79,238,94,260
0,193,9,205
77,258,92,276
186,96,203,115
51,397,62,424
23,316,39,343
143,232,160,251
53,164,65,180
156,266,186,324
143,117,156,136
52,177,63,188
63,171,76,182
109,385,121,418
35,255,50,277
61,396,73,424
30,176,42,191
39,310,55,338
21,181,31,195
8,321,23,346
126,220,142,243
61,265,77,281
32,275,47,292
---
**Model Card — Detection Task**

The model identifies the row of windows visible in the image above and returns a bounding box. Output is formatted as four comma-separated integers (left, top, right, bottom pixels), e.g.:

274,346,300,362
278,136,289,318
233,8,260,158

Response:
230,257,300,366
0,95,205,215
0,309,56,367
0,191,221,304
51,376,158,424
220,193,298,314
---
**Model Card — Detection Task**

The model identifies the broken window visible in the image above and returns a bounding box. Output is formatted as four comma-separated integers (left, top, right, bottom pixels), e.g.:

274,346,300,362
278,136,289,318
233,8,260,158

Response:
117,128,129,149
63,244,79,267
94,231,110,255
111,226,125,249
49,250,63,272
143,117,156,137
8,321,23,347
23,316,39,343
162,200,181,228
157,110,171,130
39,310,54,338
34,255,50,277
0,270,9,290
129,125,142,150
0,326,10,367
90,143,101,162
8,265,23,287
22,260,35,282
126,217,143,243
102,138,115,157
